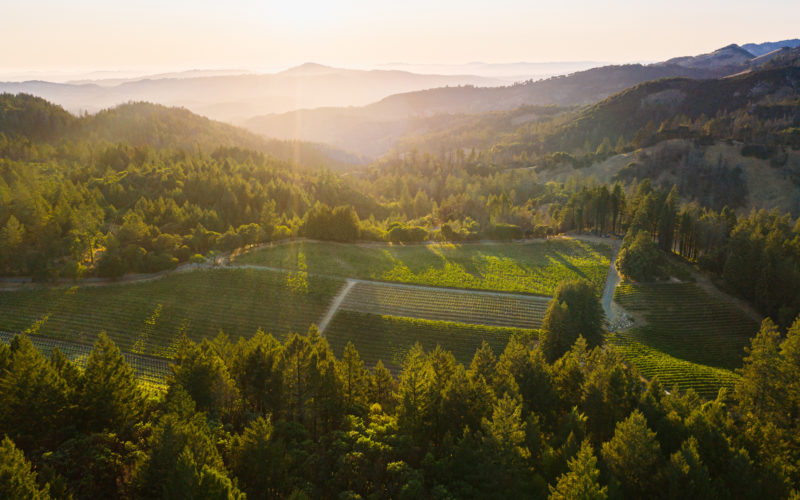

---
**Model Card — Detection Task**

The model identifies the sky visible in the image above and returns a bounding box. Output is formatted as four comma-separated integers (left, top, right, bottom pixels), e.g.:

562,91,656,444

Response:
2,0,799,74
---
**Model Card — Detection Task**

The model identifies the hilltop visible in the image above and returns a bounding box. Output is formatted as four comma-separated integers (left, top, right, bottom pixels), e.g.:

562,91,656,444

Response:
0,95,364,168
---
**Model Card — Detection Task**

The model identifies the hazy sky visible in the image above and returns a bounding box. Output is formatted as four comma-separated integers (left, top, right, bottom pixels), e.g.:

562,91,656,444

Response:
3,0,799,72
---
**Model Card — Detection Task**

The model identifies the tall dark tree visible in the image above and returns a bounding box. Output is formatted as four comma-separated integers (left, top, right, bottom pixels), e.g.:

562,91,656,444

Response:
0,436,50,500
540,280,605,361
80,333,142,434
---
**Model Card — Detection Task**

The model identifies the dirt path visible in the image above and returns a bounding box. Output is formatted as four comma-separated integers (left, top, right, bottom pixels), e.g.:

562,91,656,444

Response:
317,280,356,333
566,234,624,324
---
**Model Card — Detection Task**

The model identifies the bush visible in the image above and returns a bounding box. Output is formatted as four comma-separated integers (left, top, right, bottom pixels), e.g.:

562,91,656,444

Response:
387,225,428,243
302,203,360,242
487,223,522,240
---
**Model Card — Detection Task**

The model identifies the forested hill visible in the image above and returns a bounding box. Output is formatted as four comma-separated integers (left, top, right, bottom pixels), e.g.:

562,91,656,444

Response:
392,63,800,166
543,65,800,152
241,64,728,157
0,94,361,169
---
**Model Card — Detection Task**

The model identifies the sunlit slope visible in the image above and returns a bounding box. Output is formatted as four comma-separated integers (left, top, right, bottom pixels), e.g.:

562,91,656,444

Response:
234,239,613,296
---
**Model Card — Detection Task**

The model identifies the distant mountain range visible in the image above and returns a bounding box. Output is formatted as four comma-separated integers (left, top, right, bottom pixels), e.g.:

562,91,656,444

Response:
0,65,506,122
242,41,800,158
2,38,799,160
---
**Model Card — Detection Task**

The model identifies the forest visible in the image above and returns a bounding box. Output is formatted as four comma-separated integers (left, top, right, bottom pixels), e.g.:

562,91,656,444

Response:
2,283,800,499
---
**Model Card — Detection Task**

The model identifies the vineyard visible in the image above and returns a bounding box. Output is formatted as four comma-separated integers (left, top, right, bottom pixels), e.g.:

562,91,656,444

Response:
608,332,739,399
613,282,758,370
234,238,613,295
609,281,758,397
324,310,537,373
338,280,550,329
0,268,342,358
0,331,171,389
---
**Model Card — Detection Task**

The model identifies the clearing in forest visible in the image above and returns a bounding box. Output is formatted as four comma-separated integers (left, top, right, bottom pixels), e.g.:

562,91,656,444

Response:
338,280,550,330
234,238,613,296
0,268,342,358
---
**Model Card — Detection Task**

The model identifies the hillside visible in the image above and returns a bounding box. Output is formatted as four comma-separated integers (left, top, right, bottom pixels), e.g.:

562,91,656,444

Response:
742,38,800,57
543,66,800,152
661,44,754,70
241,62,742,158
0,95,363,168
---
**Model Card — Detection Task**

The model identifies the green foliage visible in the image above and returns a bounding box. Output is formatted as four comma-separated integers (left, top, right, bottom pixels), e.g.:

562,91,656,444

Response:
1,313,800,497
0,268,343,357
0,335,69,452
171,340,239,417
616,230,668,282
540,280,604,361
80,333,142,434
613,282,758,371
302,203,361,242
325,311,534,372
0,436,50,500
237,239,613,296
601,410,661,497
549,440,607,500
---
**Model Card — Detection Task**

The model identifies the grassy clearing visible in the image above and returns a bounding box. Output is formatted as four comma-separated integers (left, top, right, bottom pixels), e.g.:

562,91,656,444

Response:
0,268,342,358
614,282,758,370
608,331,739,399
235,238,613,296
325,310,536,373
339,281,549,329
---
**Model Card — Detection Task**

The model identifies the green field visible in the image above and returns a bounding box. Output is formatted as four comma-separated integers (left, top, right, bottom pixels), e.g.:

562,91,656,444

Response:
339,281,549,329
0,268,342,358
608,332,739,399
235,238,613,296
610,281,758,397
325,310,536,373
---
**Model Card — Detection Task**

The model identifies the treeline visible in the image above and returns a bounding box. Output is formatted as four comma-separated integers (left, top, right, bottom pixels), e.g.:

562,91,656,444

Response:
0,143,385,280
598,179,800,327
2,311,800,498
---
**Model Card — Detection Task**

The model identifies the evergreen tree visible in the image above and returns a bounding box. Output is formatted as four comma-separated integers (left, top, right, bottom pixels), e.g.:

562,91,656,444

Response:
171,340,239,418
735,319,785,424
80,333,141,434
549,440,607,500
338,341,369,410
601,410,662,497
369,360,396,413
0,335,69,451
0,436,50,500
540,280,604,361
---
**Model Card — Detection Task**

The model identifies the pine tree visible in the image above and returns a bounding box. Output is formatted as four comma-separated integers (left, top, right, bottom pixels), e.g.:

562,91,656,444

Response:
549,440,607,500
80,333,142,434
369,360,396,412
0,436,50,500
540,280,604,361
338,342,369,410
0,335,69,451
396,343,431,439
735,319,785,424
601,410,661,497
